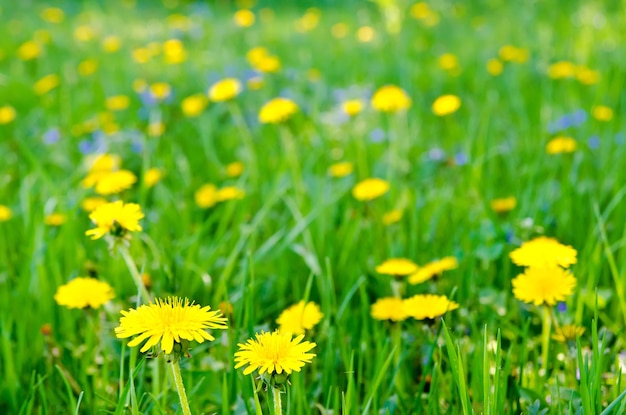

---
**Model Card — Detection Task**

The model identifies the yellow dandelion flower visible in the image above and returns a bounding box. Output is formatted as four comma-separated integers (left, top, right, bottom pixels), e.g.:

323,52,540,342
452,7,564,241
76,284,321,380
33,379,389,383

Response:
592,106,613,122
34,74,60,95
78,59,98,76
552,324,585,343
54,277,114,309
546,137,577,154
341,100,364,117
254,55,281,73
133,79,148,93
258,97,299,124
208,78,242,102
144,168,163,188
490,196,517,214
576,67,600,85
102,35,122,53
276,301,323,335
0,205,13,222
85,200,144,240
294,8,320,33
18,41,41,61
247,76,264,90
371,85,411,113
44,213,66,226
195,184,219,208
487,58,503,76
432,94,461,116
512,267,576,306
163,39,186,64
510,237,577,268
0,106,16,124
499,45,528,63
181,94,208,117
40,7,65,23
371,297,407,322
148,121,165,137
132,48,152,64
234,9,255,27
81,197,108,212
410,2,439,25
106,95,130,111
246,47,269,65
376,258,419,277
115,297,228,355
438,53,459,71
331,22,349,39
307,68,321,81
352,178,390,201
74,25,95,42
382,209,403,225
547,61,576,79
226,161,245,178
403,294,459,320
217,186,246,202
150,82,171,101
234,330,316,376
356,26,375,43
328,162,353,178
408,256,458,284
94,170,137,195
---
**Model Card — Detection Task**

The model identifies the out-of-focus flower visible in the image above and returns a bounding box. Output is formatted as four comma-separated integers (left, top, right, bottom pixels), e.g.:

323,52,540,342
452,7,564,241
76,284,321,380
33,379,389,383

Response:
352,178,390,201
258,97,298,124
0,106,16,124
371,85,411,113
356,26,375,42
546,137,577,154
0,205,13,222
410,2,439,26
55,277,114,309
403,294,459,320
45,213,67,226
490,197,517,214
592,106,613,121
106,95,130,111
149,82,172,101
509,236,577,268
328,162,353,178
342,99,364,117
331,22,349,39
512,267,576,306
226,161,245,178
40,7,65,23
234,9,255,27
78,59,98,76
487,58,503,76
163,39,186,64
432,94,461,116
181,94,208,117
102,36,122,53
276,301,323,335
376,258,419,277
195,184,219,208
438,53,459,72
74,25,95,42
18,41,41,61
294,8,320,33
408,256,458,284
382,209,403,225
499,45,529,63
576,66,600,85
208,78,242,102
547,61,576,79
144,168,163,188
552,324,585,343
371,297,407,321
81,197,108,212
217,186,245,202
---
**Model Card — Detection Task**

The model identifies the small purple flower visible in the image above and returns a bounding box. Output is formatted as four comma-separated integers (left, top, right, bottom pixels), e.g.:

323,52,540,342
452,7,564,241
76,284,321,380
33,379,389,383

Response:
369,128,385,143
571,109,587,125
453,152,469,166
557,302,567,313
615,132,626,145
587,135,600,149
78,139,95,154
42,128,61,145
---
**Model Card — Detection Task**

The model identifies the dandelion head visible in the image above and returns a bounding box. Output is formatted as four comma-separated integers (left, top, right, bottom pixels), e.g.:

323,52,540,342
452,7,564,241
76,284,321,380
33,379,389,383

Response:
403,294,459,320
432,94,461,116
276,301,324,335
370,297,408,322
85,200,144,240
376,258,419,277
512,267,576,306
546,137,577,154
352,178,390,201
509,236,577,268
208,78,243,102
54,277,115,309
371,85,411,113
258,97,299,124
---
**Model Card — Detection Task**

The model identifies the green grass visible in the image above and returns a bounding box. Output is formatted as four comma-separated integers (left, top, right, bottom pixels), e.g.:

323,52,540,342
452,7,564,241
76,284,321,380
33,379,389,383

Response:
1,0,626,413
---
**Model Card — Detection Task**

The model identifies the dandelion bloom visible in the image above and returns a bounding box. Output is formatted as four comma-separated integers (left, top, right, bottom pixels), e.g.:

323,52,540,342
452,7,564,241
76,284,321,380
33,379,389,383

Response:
78,59,98,76
226,161,245,178
54,277,114,309
149,82,172,101
546,137,577,154
234,9,255,27
234,331,316,375
403,294,459,320
258,97,299,124
94,170,137,195
44,213,67,226
252,56,281,73
163,39,187,65
208,78,243,102
40,7,65,23
352,178,390,201
0,106,17,124
490,196,517,214
552,324,585,343
438,53,459,71
547,61,576,79
195,184,219,208
509,236,577,268
102,36,121,53
106,95,130,111
376,258,419,277
0,205,13,221
382,209,403,225
408,256,458,284
592,106,613,122
216,186,245,202
18,41,41,61
143,168,163,188
432,94,461,116
356,26,375,42
486,58,503,76
276,301,323,335
370,297,407,321
342,99,364,116
85,200,144,240
34,74,60,95
328,162,353,178
371,85,411,113
115,297,228,355
512,267,576,306
181,94,207,117
246,47,270,66
576,67,600,85
81,197,107,212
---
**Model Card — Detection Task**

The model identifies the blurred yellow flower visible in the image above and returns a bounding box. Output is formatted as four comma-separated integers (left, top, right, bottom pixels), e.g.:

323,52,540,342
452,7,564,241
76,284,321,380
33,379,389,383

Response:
234,9,255,27
81,197,108,212
163,39,186,64
74,25,95,42
45,213,67,226
410,2,439,25
247,76,264,90
438,53,459,71
226,161,245,178
148,121,165,137
499,45,528,63
328,161,353,178
576,67,600,85
357,26,375,42
106,95,130,111
133,79,148,93
195,184,219,208
486,58,503,76
376,258,419,277
258,97,299,124
592,105,613,121
547,61,576,79
54,277,115,309
546,137,577,154
432,94,461,116
34,30,51,44
217,186,246,202
181,94,207,117
102,36,122,53
254,55,281,73
512,267,576,306
371,297,407,322
552,324,585,343
40,7,65,23
408,256,458,284
276,301,323,335
86,200,144,240
150,82,171,101
342,99,364,117
18,41,41,61
295,8,320,33
352,178,390,201
490,196,517,214
0,205,13,222
132,47,152,64
371,85,411,113
246,47,269,64
403,294,459,320
208,78,242,102
382,209,403,225
0,106,16,124
78,59,98,76
509,236,577,268
144,168,163,188
94,170,137,195
331,22,349,39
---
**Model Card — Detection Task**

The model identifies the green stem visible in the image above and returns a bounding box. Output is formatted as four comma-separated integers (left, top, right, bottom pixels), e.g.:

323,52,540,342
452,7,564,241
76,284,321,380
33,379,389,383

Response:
228,102,258,186
118,243,152,304
541,305,552,379
171,360,192,415
279,126,305,200
272,386,282,415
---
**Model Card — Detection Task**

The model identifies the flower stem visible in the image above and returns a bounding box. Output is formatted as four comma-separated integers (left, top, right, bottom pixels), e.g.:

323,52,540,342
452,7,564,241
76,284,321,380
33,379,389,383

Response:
117,243,152,304
541,305,552,379
171,360,192,415
272,386,282,415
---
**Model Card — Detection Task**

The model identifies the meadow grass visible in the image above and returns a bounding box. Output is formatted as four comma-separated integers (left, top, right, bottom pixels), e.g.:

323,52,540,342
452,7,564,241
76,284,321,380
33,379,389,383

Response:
1,0,626,413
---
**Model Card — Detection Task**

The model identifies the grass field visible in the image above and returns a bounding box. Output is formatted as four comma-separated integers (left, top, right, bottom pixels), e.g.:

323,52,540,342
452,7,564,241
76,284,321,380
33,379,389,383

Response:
1,0,626,413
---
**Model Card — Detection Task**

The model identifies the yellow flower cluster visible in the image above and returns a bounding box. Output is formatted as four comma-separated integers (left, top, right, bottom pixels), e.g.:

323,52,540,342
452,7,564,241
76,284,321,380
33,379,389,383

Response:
375,256,458,284
195,184,246,208
81,153,137,195
371,294,459,322
246,47,281,73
